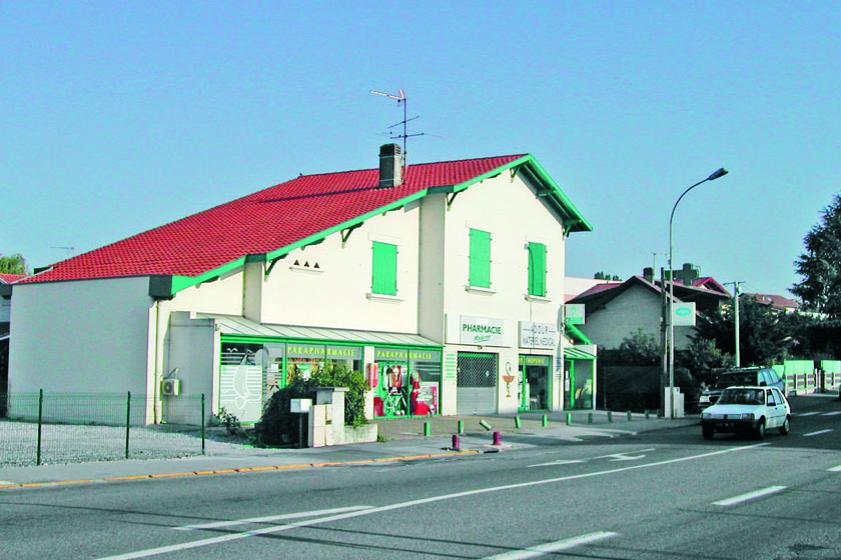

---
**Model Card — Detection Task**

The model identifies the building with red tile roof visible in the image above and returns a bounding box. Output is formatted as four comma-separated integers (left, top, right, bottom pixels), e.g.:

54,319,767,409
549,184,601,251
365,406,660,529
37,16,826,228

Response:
6,145,594,423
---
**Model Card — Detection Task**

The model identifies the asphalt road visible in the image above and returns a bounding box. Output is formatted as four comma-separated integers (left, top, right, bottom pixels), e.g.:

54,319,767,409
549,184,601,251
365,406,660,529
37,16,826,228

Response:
2,395,841,560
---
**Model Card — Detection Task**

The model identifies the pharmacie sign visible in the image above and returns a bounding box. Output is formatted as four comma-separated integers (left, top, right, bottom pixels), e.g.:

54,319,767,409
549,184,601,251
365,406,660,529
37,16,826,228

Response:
459,315,506,346
671,302,696,327
519,321,557,349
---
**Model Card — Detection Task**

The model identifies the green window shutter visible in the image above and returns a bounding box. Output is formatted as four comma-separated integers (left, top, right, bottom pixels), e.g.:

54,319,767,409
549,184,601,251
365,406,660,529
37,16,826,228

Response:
371,241,397,295
528,242,547,296
469,229,491,288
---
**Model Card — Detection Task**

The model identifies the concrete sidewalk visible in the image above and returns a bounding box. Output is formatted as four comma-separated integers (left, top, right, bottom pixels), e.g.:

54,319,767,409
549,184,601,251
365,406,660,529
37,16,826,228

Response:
0,413,698,489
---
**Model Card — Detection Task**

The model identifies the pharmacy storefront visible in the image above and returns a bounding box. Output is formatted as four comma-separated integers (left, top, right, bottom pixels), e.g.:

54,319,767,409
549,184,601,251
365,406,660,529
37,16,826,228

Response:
203,315,442,422
447,315,560,415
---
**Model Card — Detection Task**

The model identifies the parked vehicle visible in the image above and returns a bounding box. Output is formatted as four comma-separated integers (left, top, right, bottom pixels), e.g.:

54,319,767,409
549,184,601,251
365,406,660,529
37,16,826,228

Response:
699,367,785,407
700,386,791,440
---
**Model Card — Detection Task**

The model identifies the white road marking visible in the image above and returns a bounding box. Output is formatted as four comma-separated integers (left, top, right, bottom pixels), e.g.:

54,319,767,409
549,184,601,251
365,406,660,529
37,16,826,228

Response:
595,448,656,462
828,465,841,472
797,412,819,416
482,531,618,559
803,429,833,437
528,448,656,467
96,443,767,560
173,506,372,531
821,411,841,416
527,459,586,468
712,486,787,506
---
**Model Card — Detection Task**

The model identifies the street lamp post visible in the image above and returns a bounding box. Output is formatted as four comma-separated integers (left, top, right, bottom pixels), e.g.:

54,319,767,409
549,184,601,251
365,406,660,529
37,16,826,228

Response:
667,168,728,418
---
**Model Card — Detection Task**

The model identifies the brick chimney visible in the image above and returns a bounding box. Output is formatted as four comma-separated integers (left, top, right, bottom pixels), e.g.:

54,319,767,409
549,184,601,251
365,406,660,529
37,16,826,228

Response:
643,267,654,283
378,143,404,188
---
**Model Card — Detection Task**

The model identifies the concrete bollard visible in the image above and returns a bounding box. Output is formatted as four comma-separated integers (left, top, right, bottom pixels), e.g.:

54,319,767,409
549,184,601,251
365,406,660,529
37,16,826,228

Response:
452,434,461,451
479,419,492,431
565,412,572,425
514,416,522,429
492,431,502,446
627,411,632,422
457,420,464,434
423,421,431,437
607,411,613,423
542,414,549,427
645,410,651,420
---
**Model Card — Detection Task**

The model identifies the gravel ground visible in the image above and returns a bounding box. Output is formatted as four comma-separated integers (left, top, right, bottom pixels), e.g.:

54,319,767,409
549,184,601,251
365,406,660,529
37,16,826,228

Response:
0,420,249,467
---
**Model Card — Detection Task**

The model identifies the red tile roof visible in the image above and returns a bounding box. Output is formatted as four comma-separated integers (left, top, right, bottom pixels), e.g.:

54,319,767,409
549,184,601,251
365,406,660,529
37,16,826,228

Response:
0,274,25,284
21,155,526,284
747,293,800,310
572,282,623,299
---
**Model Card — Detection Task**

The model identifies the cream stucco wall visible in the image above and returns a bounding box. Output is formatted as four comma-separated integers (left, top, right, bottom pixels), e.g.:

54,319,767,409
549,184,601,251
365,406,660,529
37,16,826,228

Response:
8,277,152,396
436,171,568,413
255,201,420,333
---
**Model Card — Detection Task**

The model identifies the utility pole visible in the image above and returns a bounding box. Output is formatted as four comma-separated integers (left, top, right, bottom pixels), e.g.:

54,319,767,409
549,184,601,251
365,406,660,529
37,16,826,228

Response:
660,266,668,417
725,281,745,367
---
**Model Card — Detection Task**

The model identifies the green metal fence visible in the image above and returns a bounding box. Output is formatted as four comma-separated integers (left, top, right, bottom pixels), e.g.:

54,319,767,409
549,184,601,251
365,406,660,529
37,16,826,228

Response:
0,391,206,467
775,360,841,395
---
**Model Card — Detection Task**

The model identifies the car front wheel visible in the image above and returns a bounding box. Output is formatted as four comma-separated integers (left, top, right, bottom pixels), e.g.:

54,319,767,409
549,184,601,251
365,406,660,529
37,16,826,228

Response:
754,419,766,440
702,426,714,440
779,416,790,435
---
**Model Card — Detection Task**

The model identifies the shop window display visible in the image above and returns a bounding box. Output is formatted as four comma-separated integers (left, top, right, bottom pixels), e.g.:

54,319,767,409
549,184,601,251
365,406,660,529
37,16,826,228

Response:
373,348,441,417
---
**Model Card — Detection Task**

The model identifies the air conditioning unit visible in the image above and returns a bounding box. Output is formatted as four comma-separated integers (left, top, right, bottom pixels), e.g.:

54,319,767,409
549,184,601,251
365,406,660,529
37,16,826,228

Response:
161,378,181,397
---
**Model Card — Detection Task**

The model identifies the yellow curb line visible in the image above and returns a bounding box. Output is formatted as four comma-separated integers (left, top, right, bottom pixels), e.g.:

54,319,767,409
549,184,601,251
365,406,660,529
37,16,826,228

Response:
0,449,481,491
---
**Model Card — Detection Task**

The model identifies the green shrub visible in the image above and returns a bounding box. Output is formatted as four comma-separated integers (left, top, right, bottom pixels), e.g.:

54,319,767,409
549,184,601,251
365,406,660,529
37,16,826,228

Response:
255,362,367,446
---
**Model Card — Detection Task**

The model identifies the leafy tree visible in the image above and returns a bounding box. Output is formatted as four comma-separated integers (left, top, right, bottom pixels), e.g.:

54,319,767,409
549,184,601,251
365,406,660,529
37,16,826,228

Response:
792,194,841,317
617,329,660,366
0,253,28,275
677,338,732,382
694,297,799,366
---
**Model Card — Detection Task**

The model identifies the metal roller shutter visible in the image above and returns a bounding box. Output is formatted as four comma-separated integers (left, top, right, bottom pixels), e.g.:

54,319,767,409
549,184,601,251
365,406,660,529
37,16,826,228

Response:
456,352,498,414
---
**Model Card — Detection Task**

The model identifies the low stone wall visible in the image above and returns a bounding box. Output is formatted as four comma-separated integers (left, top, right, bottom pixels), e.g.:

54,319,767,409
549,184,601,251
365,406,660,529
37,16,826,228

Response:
343,423,378,444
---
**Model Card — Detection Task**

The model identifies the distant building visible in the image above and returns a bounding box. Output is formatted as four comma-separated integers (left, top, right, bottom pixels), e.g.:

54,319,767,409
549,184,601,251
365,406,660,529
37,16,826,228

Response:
568,264,730,350
745,293,800,313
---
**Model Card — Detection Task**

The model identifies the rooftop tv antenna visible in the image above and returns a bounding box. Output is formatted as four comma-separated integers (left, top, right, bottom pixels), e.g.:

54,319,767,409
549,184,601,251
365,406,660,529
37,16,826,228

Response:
370,88,424,165
51,246,75,257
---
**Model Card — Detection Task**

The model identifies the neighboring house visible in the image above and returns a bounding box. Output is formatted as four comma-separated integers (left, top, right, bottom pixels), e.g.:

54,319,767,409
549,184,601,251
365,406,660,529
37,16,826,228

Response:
7,144,592,423
568,265,730,350
746,293,800,313
0,274,26,399
564,276,621,303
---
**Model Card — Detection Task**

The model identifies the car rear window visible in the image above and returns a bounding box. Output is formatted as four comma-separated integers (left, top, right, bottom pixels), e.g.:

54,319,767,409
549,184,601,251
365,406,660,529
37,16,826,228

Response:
718,388,765,405
714,372,755,387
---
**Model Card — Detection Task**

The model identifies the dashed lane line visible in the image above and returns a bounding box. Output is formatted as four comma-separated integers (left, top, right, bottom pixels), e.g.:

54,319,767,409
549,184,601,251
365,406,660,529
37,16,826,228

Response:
827,465,841,472
482,531,619,559
803,429,833,437
712,486,787,507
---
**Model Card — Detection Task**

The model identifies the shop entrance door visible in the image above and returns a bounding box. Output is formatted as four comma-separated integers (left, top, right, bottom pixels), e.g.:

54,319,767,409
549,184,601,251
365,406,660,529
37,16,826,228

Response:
456,352,498,415
519,355,551,411
374,361,409,417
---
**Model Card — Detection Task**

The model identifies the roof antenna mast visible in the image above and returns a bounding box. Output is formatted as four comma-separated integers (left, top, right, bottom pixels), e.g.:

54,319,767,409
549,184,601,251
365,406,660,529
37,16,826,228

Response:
370,88,424,171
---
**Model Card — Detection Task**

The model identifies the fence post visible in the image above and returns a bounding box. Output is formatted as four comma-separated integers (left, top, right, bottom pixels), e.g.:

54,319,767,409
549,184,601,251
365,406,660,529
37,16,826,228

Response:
36,388,43,466
201,393,206,455
125,391,131,459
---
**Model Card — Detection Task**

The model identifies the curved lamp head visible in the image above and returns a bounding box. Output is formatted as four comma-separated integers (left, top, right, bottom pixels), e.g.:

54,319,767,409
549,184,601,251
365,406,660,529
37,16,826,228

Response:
708,168,728,181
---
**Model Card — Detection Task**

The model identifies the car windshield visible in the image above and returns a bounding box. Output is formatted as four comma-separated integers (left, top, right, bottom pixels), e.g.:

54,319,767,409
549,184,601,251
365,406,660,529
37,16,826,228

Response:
718,388,765,405
714,372,755,388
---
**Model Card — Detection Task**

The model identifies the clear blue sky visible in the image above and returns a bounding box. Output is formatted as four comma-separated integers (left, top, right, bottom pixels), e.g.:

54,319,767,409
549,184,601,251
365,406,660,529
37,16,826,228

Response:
2,2,839,296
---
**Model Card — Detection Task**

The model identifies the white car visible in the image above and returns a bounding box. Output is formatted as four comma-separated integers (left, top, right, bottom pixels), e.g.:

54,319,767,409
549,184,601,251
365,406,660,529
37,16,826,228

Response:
700,386,791,440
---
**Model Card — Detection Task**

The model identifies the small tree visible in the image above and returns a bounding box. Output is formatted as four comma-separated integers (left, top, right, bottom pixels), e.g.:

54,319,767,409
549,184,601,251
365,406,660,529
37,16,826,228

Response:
617,329,660,366
0,254,28,275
